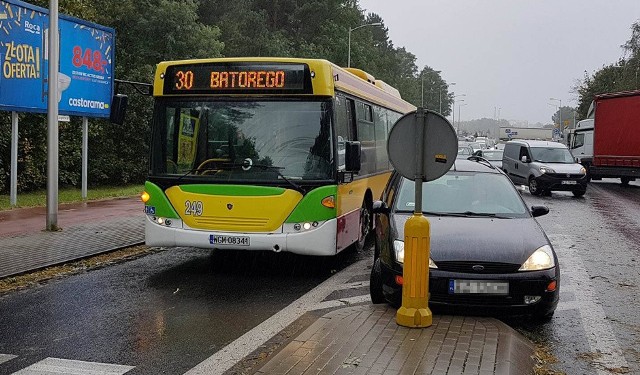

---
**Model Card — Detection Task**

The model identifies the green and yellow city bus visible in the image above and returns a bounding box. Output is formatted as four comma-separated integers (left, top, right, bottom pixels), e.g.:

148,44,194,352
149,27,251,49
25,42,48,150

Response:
142,57,414,256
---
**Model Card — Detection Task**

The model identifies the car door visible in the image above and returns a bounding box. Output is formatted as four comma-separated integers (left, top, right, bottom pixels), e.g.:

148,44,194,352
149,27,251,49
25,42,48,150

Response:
502,143,521,183
512,146,531,183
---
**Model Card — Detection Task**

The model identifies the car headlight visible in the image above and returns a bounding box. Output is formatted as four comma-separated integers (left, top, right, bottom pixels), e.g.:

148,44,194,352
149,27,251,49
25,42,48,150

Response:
519,245,555,271
580,167,587,174
539,166,555,174
393,240,437,268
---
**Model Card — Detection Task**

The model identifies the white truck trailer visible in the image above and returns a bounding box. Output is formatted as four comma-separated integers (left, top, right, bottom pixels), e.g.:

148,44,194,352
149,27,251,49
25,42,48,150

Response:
499,127,554,141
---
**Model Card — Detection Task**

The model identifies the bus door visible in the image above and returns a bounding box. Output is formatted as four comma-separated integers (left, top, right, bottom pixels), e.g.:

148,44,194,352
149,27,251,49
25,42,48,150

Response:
336,95,356,170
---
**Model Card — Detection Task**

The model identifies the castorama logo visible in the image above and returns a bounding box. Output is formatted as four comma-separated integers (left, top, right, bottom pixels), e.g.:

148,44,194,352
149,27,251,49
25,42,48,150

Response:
68,97,109,110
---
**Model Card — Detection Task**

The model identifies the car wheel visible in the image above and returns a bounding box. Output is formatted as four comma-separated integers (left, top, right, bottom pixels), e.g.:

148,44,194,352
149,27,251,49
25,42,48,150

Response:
355,201,372,251
572,190,586,197
370,258,385,304
528,177,542,196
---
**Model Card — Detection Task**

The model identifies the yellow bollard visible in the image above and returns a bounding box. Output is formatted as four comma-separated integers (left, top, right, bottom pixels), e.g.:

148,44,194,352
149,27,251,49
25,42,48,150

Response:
396,213,432,328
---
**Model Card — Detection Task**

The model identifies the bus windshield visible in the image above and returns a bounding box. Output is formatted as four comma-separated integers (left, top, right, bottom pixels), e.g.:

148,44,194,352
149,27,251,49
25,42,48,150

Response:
152,99,334,181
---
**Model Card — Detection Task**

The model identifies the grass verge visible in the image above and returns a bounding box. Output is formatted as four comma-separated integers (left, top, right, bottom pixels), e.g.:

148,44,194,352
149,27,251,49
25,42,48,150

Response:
0,245,158,295
0,185,144,211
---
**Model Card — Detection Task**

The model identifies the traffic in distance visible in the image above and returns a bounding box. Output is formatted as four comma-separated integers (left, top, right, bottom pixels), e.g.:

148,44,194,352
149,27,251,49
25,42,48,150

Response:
127,57,639,321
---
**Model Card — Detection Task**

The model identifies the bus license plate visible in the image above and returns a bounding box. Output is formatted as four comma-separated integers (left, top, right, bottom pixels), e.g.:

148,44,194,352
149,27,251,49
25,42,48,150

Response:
449,280,509,295
210,235,250,246
561,180,577,185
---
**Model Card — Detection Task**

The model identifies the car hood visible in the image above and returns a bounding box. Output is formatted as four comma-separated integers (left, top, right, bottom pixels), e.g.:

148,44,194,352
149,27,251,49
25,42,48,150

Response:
392,215,551,264
489,160,502,169
536,163,583,173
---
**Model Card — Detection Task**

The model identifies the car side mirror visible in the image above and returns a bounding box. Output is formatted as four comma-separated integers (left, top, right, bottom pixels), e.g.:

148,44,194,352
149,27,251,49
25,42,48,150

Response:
531,205,549,217
345,141,361,173
520,155,529,163
372,200,390,215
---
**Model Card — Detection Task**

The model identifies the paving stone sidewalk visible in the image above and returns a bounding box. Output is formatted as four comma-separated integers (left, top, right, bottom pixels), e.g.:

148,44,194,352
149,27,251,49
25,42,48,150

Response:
0,198,144,278
256,305,535,375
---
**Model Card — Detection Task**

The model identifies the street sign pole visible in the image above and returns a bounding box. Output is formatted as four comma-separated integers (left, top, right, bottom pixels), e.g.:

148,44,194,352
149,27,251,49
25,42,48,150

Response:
397,108,432,328
46,0,60,231
387,108,458,328
10,112,18,207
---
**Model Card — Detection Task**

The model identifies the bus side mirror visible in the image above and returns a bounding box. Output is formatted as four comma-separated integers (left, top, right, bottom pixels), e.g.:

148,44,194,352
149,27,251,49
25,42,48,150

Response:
345,141,361,173
110,94,128,125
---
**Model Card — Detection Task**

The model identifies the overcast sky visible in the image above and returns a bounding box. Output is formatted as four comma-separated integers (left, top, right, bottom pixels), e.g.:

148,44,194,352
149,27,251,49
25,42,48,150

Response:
358,0,640,125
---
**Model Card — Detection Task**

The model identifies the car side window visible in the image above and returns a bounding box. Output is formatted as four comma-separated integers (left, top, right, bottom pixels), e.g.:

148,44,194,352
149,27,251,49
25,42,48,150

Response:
385,174,400,207
518,146,530,161
572,133,584,149
504,143,516,159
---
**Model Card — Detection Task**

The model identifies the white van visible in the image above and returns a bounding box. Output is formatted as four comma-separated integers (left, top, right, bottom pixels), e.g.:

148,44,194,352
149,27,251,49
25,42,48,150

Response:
502,140,588,197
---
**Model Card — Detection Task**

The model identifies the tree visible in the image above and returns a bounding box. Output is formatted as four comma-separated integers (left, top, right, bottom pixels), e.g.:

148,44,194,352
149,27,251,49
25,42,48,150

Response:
551,106,577,129
575,20,640,118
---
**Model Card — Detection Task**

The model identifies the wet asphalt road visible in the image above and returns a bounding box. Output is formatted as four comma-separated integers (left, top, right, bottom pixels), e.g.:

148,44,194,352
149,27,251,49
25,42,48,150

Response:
513,179,640,374
0,179,639,375
0,247,370,374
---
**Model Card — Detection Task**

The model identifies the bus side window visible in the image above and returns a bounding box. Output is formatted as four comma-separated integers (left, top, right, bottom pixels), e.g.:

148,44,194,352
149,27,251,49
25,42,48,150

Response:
346,98,356,140
356,101,375,175
374,106,389,171
336,95,356,171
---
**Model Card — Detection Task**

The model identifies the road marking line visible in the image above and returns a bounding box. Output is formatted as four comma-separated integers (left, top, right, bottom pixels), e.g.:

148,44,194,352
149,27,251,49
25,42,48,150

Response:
0,354,16,365
312,294,371,311
184,259,371,375
550,234,629,374
11,357,134,375
555,300,580,311
333,280,369,291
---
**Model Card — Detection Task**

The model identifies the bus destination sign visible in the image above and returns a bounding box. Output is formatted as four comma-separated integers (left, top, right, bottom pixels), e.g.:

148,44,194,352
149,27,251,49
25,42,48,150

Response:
163,63,312,95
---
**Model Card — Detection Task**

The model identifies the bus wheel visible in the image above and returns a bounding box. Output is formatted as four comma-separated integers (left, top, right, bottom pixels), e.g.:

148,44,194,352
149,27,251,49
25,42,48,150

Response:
621,177,632,186
355,201,372,251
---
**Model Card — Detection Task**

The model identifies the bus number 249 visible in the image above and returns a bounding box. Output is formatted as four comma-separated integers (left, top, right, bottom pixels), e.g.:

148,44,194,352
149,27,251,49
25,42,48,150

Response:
185,200,203,216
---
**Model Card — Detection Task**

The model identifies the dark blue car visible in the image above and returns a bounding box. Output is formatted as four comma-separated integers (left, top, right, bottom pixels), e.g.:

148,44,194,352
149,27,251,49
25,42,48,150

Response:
370,159,559,321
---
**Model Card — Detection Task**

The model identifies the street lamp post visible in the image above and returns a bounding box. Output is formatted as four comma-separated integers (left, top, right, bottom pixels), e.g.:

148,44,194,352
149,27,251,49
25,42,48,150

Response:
550,97,562,130
348,22,383,68
451,93,465,129
456,101,466,134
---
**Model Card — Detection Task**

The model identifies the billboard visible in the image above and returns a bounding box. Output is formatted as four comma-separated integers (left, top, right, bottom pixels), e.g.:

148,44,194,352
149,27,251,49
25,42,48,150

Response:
0,0,114,118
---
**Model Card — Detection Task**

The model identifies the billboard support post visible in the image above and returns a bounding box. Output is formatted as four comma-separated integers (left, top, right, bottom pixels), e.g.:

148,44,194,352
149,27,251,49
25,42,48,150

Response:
10,112,18,207
46,0,60,231
82,117,88,200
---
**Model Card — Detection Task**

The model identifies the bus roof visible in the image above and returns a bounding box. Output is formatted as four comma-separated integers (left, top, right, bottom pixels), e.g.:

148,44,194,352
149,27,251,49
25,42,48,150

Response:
154,57,414,113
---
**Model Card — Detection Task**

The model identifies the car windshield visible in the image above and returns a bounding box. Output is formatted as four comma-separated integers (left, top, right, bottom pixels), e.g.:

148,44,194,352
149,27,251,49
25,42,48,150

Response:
468,142,483,150
394,171,529,218
481,150,503,161
530,147,574,163
151,99,333,181
458,146,472,155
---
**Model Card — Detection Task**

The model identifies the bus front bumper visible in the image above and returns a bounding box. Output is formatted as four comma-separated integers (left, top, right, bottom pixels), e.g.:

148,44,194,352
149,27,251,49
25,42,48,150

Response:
145,215,339,256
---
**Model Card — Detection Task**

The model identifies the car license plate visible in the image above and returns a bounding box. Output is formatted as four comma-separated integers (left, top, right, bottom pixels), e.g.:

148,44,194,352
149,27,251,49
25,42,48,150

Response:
561,180,577,185
209,235,250,246
449,280,509,295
